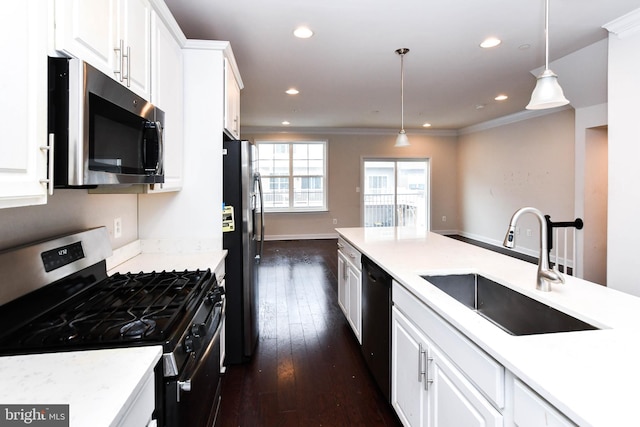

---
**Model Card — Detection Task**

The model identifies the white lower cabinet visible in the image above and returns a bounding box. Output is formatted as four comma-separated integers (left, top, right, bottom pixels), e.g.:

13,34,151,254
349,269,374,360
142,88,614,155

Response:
337,238,362,342
115,369,155,427
392,307,502,427
512,379,575,427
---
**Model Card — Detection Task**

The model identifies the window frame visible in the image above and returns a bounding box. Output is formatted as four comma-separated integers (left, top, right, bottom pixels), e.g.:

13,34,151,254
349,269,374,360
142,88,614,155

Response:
256,140,328,213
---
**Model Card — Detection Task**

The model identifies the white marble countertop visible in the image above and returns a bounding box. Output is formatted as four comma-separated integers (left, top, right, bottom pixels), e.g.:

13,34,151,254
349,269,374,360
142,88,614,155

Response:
108,250,227,275
0,346,162,427
106,239,227,274
337,227,640,427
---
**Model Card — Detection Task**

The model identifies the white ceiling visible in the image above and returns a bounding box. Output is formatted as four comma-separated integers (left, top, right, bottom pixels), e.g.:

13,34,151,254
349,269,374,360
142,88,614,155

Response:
163,0,640,132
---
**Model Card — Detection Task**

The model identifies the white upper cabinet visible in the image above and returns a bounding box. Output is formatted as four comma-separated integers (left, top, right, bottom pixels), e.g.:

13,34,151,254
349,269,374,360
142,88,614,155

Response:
55,0,152,99
148,9,184,192
0,0,50,209
224,57,241,139
118,0,151,97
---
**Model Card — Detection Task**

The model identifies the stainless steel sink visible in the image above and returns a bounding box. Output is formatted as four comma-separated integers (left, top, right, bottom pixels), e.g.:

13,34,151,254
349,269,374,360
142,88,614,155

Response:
421,273,598,336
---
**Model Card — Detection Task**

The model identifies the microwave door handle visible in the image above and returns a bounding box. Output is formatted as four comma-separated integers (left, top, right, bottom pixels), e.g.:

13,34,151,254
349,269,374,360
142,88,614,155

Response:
155,121,164,175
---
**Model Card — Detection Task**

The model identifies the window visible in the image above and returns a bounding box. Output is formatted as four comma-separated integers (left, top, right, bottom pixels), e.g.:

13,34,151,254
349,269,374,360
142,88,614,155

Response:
256,141,327,212
362,159,430,228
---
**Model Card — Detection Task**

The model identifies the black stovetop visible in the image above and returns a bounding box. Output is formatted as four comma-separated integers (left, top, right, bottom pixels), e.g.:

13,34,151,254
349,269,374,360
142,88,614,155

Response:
0,266,217,355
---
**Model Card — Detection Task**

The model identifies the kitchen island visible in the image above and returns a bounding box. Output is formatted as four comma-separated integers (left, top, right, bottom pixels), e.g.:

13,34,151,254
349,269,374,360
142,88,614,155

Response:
337,227,640,427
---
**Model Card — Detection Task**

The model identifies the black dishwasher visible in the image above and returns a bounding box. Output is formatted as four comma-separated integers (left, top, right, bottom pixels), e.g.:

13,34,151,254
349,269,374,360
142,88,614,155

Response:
361,255,392,402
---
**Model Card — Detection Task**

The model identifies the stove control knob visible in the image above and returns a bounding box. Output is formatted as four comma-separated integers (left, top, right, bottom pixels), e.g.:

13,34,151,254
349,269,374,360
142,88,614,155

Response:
191,323,205,337
183,335,194,353
207,287,225,303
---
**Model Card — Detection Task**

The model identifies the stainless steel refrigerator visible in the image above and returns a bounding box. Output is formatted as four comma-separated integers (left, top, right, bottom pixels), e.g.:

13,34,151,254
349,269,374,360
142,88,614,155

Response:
222,139,264,364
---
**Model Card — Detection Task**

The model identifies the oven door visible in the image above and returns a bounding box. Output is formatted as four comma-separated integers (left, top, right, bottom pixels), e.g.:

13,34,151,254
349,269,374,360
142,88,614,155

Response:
164,303,223,427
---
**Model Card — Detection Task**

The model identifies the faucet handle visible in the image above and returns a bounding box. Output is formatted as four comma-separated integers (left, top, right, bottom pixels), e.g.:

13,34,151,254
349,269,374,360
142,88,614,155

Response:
552,265,565,284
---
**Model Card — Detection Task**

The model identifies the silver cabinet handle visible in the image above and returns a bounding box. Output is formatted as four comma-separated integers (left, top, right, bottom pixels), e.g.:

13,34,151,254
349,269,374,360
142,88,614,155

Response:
125,45,131,87
39,134,54,195
418,344,432,391
114,40,130,86
114,39,124,82
337,242,344,249
418,343,424,384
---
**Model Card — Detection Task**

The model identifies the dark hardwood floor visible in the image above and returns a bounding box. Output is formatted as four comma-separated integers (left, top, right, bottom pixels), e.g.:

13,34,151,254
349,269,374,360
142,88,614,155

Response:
218,239,402,427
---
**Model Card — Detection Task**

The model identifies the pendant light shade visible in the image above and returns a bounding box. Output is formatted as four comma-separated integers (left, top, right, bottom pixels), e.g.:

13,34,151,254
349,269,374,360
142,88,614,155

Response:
395,130,410,147
395,48,410,147
526,0,569,110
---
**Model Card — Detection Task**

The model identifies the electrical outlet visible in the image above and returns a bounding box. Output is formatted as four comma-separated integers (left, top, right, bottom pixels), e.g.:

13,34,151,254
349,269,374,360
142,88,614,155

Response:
526,228,532,237
442,216,447,222
333,218,338,225
114,217,122,238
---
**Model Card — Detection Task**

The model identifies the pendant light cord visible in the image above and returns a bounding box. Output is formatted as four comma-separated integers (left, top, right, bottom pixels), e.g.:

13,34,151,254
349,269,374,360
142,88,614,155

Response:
400,52,405,131
544,0,549,70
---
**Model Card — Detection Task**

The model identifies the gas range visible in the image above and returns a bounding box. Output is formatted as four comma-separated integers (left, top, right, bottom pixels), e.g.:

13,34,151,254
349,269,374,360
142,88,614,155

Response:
0,227,225,427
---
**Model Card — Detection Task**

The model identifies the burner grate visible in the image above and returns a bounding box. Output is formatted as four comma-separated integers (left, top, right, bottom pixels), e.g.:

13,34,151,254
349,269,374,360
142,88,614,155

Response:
0,269,214,351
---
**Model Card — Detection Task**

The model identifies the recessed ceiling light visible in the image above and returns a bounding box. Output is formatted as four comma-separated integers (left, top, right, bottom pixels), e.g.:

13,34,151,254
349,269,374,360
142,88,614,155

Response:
480,37,501,48
422,123,432,128
286,88,299,95
282,121,291,126
495,94,508,101
293,27,314,39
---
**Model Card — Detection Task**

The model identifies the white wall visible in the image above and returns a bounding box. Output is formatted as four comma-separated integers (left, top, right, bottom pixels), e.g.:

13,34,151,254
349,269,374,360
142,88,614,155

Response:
583,126,608,285
0,190,138,252
604,10,640,295
138,43,226,252
457,109,576,257
241,130,459,239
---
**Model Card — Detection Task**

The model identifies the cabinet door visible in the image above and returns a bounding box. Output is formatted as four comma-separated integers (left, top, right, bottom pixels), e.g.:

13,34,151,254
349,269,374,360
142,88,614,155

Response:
392,308,429,427
0,1,49,209
224,58,241,139
149,11,183,192
513,379,575,427
430,345,502,427
347,263,361,343
118,0,151,98
337,251,349,317
55,0,117,77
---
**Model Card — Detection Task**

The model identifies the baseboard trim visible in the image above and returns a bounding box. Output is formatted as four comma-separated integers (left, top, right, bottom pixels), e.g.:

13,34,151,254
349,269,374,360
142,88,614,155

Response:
265,233,339,241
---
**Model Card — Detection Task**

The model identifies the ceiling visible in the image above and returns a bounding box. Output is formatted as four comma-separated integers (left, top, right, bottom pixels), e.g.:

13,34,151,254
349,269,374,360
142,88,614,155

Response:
163,0,639,132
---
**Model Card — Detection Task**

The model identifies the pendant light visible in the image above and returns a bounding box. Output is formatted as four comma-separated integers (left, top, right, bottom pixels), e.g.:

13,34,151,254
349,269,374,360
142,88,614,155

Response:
395,48,410,147
526,0,569,110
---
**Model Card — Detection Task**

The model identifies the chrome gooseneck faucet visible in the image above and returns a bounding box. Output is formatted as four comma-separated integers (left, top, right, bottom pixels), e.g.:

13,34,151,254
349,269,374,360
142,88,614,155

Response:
503,207,564,292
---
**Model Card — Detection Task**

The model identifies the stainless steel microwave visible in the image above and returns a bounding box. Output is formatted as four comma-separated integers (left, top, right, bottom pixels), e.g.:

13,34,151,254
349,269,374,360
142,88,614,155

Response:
48,57,164,187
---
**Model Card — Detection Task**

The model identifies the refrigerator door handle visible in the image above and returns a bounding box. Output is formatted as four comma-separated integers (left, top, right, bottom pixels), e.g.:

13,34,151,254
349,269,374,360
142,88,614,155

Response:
254,173,265,263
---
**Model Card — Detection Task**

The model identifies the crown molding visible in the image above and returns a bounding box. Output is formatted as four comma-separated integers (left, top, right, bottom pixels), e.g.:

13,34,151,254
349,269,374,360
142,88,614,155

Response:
457,105,573,135
241,126,458,137
603,8,640,38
